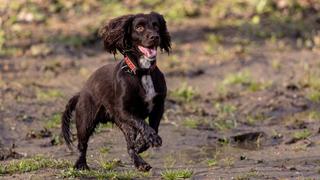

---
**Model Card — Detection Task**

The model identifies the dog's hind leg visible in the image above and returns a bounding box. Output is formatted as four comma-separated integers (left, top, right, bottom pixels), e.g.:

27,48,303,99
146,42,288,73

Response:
135,97,164,154
74,93,99,170
95,105,113,124
117,123,152,172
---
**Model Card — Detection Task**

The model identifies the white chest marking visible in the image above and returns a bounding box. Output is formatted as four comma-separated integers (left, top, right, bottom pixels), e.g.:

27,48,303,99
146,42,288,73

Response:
139,57,157,112
141,75,156,112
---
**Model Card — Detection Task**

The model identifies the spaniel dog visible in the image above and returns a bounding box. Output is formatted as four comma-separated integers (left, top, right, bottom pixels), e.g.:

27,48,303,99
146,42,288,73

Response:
61,12,171,172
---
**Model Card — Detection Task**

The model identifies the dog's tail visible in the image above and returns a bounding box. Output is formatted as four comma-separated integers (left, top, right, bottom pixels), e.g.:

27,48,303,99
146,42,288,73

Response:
61,93,79,150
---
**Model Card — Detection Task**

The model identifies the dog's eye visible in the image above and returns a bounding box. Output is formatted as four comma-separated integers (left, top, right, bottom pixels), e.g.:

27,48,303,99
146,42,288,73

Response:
136,26,144,32
152,23,159,30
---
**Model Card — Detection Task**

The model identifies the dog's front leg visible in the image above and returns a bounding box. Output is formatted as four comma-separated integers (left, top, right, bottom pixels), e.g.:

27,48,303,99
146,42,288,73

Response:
117,123,152,171
119,112,162,148
135,97,164,153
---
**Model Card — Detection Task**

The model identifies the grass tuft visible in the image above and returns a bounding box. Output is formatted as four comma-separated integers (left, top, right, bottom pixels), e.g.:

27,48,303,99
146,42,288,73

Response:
100,159,122,171
45,113,61,129
170,83,198,103
99,146,111,154
95,122,113,133
161,169,193,180
0,156,71,175
223,71,251,86
36,89,63,101
213,103,237,131
182,118,200,129
207,159,218,167
222,71,270,92
60,168,150,179
308,111,320,121
293,129,312,140
307,90,320,103
236,169,260,180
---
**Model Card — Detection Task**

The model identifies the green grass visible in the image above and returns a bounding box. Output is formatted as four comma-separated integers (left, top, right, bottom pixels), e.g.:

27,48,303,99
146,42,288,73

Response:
30,43,52,56
204,34,223,55
0,156,71,175
100,159,122,171
0,30,5,51
170,83,198,103
215,83,232,99
95,122,113,133
45,113,61,129
293,129,312,140
47,34,90,48
36,89,63,101
213,103,237,131
220,157,235,167
222,71,270,92
223,71,251,86
236,170,260,180
271,59,281,70
0,155,149,179
61,168,150,179
308,111,320,121
161,169,193,180
99,146,111,154
164,155,176,168
2,0,319,59
50,134,63,146
182,118,199,129
246,114,266,126
301,74,320,91
214,120,236,131
247,81,270,92
307,90,320,103
207,159,218,167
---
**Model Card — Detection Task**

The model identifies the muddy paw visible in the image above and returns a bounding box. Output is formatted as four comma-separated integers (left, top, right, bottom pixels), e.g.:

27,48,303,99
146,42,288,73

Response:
135,143,150,154
136,162,152,172
146,132,162,147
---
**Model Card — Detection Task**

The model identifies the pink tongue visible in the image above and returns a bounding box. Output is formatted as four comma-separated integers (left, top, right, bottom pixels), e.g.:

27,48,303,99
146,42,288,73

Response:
138,46,157,58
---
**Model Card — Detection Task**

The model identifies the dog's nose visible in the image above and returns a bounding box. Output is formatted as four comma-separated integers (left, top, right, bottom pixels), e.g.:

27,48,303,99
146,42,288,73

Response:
149,34,159,41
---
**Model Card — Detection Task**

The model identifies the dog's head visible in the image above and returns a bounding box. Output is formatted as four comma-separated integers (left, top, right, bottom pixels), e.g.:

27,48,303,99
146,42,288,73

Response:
99,12,171,58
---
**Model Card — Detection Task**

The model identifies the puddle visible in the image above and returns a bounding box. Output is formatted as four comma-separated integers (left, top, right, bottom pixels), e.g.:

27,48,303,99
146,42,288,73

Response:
176,146,217,163
230,131,266,150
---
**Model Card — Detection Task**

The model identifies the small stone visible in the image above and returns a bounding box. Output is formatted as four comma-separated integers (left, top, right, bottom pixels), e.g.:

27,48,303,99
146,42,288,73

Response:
240,155,247,160
257,159,264,164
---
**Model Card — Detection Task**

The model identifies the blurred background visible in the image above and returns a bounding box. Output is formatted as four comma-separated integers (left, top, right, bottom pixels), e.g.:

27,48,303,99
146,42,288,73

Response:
1,0,320,179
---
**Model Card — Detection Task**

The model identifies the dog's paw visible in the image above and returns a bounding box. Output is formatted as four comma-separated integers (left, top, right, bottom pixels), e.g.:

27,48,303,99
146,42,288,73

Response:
74,161,90,170
136,162,152,172
135,143,149,154
145,132,162,147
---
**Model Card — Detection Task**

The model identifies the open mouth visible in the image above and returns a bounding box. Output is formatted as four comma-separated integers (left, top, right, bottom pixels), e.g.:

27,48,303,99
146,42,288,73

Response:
138,46,157,59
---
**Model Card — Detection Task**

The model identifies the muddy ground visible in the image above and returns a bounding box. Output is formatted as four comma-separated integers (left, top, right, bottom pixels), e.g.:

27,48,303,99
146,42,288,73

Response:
1,1,320,180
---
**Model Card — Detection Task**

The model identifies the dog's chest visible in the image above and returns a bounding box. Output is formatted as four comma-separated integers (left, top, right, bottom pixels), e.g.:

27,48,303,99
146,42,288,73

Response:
141,75,156,112
139,57,157,112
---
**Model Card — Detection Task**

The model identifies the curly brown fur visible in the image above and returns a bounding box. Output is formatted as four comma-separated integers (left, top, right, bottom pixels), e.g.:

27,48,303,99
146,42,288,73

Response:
62,12,170,171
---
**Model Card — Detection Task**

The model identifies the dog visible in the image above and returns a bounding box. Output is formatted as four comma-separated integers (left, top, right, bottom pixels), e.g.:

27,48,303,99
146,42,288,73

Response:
61,12,171,172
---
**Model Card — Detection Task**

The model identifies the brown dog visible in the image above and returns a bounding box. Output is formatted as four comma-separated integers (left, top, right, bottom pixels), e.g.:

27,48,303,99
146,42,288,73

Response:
61,12,171,171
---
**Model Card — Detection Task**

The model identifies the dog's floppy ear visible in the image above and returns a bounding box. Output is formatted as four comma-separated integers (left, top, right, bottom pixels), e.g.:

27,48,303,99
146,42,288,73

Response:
99,15,134,55
151,12,171,54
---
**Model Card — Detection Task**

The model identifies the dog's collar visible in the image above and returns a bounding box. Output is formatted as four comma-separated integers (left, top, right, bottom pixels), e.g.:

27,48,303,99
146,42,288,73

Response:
122,56,156,75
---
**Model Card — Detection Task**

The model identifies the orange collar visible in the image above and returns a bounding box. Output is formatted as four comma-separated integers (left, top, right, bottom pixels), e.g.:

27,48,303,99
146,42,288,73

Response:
124,56,137,74
124,56,156,75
